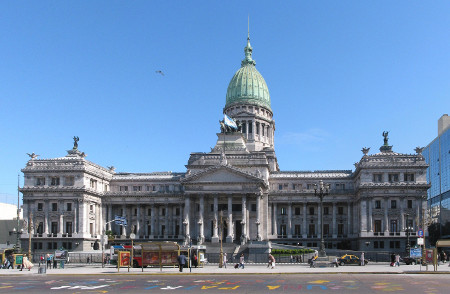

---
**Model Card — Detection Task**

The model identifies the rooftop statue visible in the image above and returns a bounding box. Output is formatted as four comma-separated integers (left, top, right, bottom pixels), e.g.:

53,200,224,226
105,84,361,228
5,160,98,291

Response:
382,131,389,146
73,136,79,150
26,152,39,160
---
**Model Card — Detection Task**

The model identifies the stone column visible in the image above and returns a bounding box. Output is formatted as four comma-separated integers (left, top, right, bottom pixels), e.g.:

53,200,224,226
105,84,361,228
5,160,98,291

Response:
199,195,204,244
251,120,256,140
256,194,262,241
172,206,177,237
179,205,183,237
287,202,292,238
384,198,389,233
273,202,278,237
136,205,141,236
59,214,64,235
400,198,404,233
121,205,127,237
226,195,233,242
151,205,156,237
164,204,169,238
107,204,113,231
318,203,322,238
302,204,307,238
360,200,367,233
332,202,337,238
347,203,352,236
212,195,219,242
241,195,247,243
184,196,190,243
368,199,373,232
75,201,79,234
44,200,49,234
77,200,83,235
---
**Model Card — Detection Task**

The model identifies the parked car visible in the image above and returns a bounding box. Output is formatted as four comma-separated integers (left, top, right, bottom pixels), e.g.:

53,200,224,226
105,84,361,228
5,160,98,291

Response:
402,256,422,265
338,254,368,266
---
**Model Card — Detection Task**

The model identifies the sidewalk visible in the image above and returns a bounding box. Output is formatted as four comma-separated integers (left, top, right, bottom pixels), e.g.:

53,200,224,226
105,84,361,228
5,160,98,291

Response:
1,263,450,275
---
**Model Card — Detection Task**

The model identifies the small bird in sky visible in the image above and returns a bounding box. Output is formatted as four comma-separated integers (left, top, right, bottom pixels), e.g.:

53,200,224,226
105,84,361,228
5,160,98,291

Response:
156,70,165,76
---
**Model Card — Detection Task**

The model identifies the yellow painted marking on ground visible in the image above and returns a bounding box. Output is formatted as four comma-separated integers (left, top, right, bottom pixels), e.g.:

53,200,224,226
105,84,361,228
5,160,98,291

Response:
308,280,330,284
267,285,280,290
218,285,240,290
0,286,13,289
201,286,218,290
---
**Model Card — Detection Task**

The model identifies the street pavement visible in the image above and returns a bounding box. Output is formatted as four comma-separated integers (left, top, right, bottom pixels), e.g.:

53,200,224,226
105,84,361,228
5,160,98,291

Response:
1,262,450,276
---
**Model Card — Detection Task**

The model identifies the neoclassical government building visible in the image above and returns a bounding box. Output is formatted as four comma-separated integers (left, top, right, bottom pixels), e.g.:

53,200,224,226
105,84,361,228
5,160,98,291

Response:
20,36,430,253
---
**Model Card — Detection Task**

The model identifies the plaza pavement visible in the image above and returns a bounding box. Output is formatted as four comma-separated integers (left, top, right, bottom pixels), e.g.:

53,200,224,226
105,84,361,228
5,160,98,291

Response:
1,262,450,276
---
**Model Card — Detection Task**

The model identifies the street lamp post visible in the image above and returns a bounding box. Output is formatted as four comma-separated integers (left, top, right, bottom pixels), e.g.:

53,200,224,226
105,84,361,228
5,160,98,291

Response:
405,214,411,255
15,174,21,254
314,180,330,258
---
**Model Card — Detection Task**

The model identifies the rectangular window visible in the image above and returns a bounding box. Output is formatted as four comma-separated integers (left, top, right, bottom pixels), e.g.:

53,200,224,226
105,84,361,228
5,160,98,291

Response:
120,186,128,192
338,207,344,215
133,186,142,191
309,207,314,215
308,224,315,236
338,223,344,235
323,224,329,236
162,208,166,216
104,184,108,191
152,186,156,191
324,207,329,215
374,241,379,249
66,203,72,211
66,222,72,234
278,184,283,190
280,207,287,215
52,203,57,212
407,200,413,209
90,179,97,189
37,222,43,234
374,220,382,233
373,174,383,182
232,204,242,212
380,241,384,249
280,224,286,236
390,220,398,232
36,177,45,186
248,122,252,134
134,208,137,216
307,184,313,189
295,207,301,215
251,204,256,212
51,222,58,234
404,173,415,182
64,176,74,186
176,208,180,216
388,173,399,182
90,204,94,212
375,200,381,209
391,200,397,209
147,208,151,216
89,223,94,235
294,225,301,236
50,177,60,186
37,203,43,211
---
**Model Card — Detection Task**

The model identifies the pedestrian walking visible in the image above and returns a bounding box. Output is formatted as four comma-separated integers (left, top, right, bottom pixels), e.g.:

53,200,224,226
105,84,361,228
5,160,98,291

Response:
20,255,33,271
390,253,395,267
223,253,227,268
238,253,245,269
268,253,276,269
360,252,365,266
192,254,198,268
177,253,187,272
395,254,400,267
332,256,339,267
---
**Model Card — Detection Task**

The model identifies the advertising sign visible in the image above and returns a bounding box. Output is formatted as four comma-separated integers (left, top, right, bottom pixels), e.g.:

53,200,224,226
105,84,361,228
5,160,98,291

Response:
14,254,23,266
142,252,159,265
426,249,434,264
54,250,68,261
410,248,422,258
119,251,130,267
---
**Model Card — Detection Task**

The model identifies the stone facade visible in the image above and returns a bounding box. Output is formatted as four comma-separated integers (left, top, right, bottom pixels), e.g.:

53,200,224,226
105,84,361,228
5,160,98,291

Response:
19,36,430,253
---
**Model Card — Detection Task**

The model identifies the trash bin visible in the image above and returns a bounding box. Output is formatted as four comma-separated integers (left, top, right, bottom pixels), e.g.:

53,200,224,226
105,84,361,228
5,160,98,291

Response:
38,266,46,274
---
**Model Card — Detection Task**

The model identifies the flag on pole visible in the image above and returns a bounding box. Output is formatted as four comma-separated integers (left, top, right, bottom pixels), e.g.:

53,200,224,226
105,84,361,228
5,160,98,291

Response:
224,114,238,129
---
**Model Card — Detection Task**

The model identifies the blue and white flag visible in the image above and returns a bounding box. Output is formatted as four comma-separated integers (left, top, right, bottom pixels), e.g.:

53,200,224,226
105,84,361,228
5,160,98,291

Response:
224,114,238,129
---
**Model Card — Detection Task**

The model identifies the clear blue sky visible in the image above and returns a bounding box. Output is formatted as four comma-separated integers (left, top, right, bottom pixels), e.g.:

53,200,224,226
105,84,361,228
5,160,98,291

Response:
1,1,450,205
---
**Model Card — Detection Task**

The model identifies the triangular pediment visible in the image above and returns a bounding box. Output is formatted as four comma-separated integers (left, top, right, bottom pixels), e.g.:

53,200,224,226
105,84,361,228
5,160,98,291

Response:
182,165,264,185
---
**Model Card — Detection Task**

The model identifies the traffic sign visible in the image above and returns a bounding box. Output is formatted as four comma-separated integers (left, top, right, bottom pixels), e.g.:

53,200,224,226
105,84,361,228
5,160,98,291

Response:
417,238,424,245
417,229,424,237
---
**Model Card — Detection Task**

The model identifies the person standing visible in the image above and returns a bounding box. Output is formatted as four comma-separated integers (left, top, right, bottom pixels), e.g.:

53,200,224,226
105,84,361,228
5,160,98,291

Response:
177,253,186,272
395,254,400,267
223,253,227,269
360,252,365,266
239,253,245,269
46,254,52,269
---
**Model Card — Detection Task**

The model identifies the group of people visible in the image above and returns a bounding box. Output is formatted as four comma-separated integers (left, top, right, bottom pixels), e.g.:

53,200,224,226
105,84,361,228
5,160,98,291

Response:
176,252,200,272
2,254,33,271
390,253,401,267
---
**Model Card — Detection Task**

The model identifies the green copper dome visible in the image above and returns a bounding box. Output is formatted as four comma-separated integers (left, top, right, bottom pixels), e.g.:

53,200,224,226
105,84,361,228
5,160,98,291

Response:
225,36,271,110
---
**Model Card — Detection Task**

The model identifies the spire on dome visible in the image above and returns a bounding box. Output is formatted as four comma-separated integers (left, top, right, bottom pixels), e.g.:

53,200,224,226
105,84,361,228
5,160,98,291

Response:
242,17,256,66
